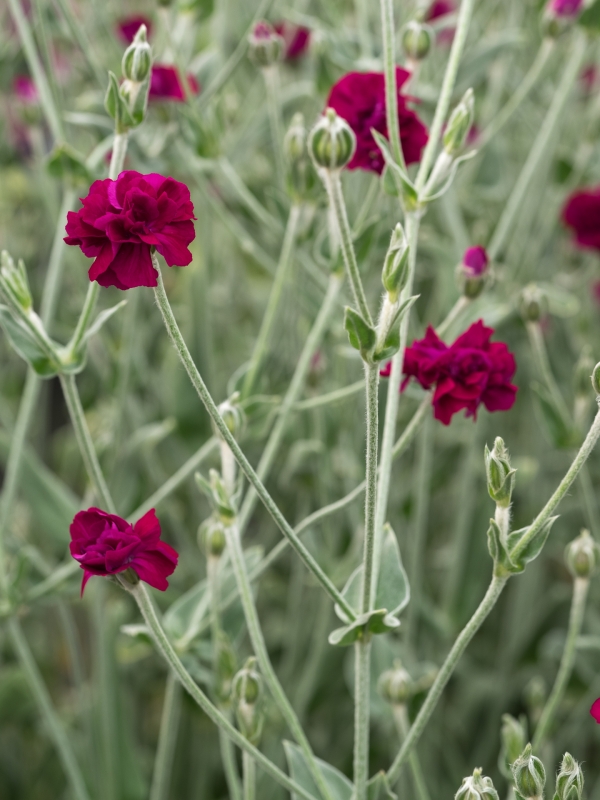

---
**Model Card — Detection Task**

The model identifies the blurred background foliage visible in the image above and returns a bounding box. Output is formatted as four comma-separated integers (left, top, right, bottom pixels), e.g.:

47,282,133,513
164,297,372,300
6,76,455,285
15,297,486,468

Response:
2,0,600,798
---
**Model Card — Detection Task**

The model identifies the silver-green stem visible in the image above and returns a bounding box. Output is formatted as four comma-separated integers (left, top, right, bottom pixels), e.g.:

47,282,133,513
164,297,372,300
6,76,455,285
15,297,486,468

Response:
527,321,572,426
239,273,344,532
129,581,318,800
263,65,285,188
488,33,587,259
152,259,357,620
361,364,380,613
354,638,371,800
532,577,589,751
243,751,257,800
379,0,405,169
242,204,301,399
293,379,365,411
149,671,182,800
8,617,92,800
224,523,333,800
392,705,432,800
387,574,509,783
40,190,77,326
322,171,373,324
221,727,243,800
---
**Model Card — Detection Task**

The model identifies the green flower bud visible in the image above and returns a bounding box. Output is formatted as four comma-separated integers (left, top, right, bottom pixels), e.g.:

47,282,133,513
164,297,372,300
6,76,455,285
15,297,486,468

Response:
381,224,410,303
214,632,237,705
553,753,584,800
592,362,600,396
198,515,227,559
574,347,595,398
520,284,548,323
284,113,318,201
284,113,307,162
443,88,475,156
499,715,528,779
485,437,516,508
308,108,356,171
565,529,599,579
122,24,152,83
377,661,414,706
456,769,500,800
248,21,283,68
216,392,245,438
511,744,546,800
195,469,236,522
0,251,32,312
402,20,433,61
232,657,264,744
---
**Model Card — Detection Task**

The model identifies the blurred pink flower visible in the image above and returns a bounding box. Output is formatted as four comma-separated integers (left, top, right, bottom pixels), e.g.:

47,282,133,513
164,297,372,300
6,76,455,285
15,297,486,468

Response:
274,21,311,60
548,0,583,16
13,75,38,105
462,246,489,277
562,187,600,251
590,697,600,722
150,64,200,102
118,14,153,43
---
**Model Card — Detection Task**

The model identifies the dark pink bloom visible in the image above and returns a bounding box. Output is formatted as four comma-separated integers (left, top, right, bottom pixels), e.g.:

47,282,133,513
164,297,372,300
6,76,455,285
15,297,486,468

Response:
426,0,455,20
326,68,428,173
64,171,196,290
117,14,152,44
399,320,517,425
150,65,200,102
549,0,583,16
462,246,489,277
13,75,38,105
562,187,600,251
253,20,274,39
70,507,178,595
274,21,310,60
591,698,600,722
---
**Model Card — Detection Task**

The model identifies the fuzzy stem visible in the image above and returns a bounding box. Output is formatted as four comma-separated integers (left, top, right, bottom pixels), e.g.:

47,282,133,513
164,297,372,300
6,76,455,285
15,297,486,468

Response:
152,259,357,620
355,0,371,56
354,638,371,800
243,750,257,800
149,671,182,800
392,705,432,800
532,577,589,751
263,65,285,188
380,0,405,169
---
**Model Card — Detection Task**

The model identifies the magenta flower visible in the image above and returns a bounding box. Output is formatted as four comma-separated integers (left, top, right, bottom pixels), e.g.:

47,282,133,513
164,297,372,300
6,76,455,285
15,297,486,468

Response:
398,320,517,425
591,698,600,722
548,0,583,16
425,0,456,20
274,21,310,60
64,171,196,290
326,68,428,173
117,14,153,44
150,65,200,102
562,187,600,252
70,507,178,595
462,246,489,277
13,75,38,105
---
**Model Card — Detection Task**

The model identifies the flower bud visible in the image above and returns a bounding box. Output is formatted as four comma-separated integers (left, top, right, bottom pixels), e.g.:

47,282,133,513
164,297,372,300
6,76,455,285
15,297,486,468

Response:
499,715,527,778
195,469,236,522
402,21,433,61
122,24,152,83
378,661,414,706
198,515,227,559
0,251,32,312
553,753,584,800
574,347,595,399
248,21,284,68
565,529,599,579
232,657,264,744
456,769,500,800
382,224,410,303
457,246,489,300
284,113,318,201
285,113,307,162
308,108,357,171
485,437,516,508
542,0,583,37
216,393,245,438
214,632,237,705
511,744,546,800
520,284,548,323
443,88,475,155
592,362,600,396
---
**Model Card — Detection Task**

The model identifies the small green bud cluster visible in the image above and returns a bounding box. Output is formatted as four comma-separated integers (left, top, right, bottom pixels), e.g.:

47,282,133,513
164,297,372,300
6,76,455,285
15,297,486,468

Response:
232,657,264,744
105,25,152,133
198,515,227,559
248,21,284,68
565,529,600,579
214,633,237,705
455,769,499,800
402,21,433,61
485,437,516,508
284,113,318,201
499,715,527,778
553,753,584,800
195,469,236,523
381,224,410,304
309,108,356,171
0,250,32,312
122,25,152,83
378,661,414,706
512,744,546,800
444,89,475,156
520,284,548,323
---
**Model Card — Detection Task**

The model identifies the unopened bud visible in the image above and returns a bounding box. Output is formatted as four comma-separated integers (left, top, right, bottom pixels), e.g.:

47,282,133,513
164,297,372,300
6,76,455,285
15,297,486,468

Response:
216,393,245,438
0,251,32,312
195,469,236,522
542,0,583,37
122,25,152,83
309,108,356,171
284,113,318,200
574,347,595,398
456,769,500,800
214,632,237,705
565,529,599,579
499,715,527,778
520,284,548,323
485,437,516,508
198,515,227,558
378,661,413,706
592,362,600,396
382,224,410,303
232,657,264,744
248,21,284,68
458,246,489,299
443,88,475,155
402,21,433,61
284,113,307,162
553,753,584,800
511,744,546,800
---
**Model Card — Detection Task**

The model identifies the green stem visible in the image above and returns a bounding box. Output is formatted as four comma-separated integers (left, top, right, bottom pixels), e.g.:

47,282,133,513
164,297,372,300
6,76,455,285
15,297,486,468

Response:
354,638,371,800
379,0,405,169
362,363,380,613
262,65,285,188
93,581,118,800
224,523,333,800
386,574,509,783
532,577,589,751
322,171,372,324
8,617,92,800
415,0,477,192
527,321,572,426
242,204,301,399
129,581,319,800
152,259,356,620
150,671,182,800
293,379,365,411
243,750,256,800
392,705,431,800
488,32,587,259
221,727,243,800
40,190,77,327
355,0,371,56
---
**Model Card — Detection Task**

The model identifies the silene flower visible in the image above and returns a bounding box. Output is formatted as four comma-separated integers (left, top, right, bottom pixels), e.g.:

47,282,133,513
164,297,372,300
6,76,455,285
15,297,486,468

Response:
425,0,456,21
391,319,517,425
13,75,38,105
325,68,428,173
64,171,196,290
591,698,600,722
562,186,600,252
548,0,583,16
150,64,201,102
117,14,153,44
462,245,489,277
70,507,178,595
274,21,311,60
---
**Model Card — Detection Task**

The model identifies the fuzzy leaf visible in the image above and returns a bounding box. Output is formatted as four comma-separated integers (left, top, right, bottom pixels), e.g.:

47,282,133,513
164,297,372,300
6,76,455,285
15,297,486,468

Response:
344,306,376,360
328,609,400,647
0,306,59,377
284,740,354,800
507,516,558,571
373,296,419,362
376,524,410,616
371,130,419,211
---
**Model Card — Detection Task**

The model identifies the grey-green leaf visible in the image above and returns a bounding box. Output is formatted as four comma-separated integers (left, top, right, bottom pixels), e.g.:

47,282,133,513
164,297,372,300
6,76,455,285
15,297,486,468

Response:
376,524,410,616
284,740,354,800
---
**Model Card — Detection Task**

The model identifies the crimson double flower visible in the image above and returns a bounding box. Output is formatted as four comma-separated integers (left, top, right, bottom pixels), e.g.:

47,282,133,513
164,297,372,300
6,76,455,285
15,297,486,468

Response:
65,171,196,290
395,320,518,425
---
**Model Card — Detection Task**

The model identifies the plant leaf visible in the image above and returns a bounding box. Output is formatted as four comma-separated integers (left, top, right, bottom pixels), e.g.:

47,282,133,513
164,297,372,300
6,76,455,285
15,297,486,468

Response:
376,524,410,616
0,306,59,377
328,609,400,647
284,740,354,800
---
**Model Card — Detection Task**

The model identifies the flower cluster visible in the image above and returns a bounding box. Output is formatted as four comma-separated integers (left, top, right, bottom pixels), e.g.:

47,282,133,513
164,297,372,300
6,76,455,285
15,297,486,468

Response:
326,68,428,173
70,508,178,594
64,171,196,289
393,320,518,425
